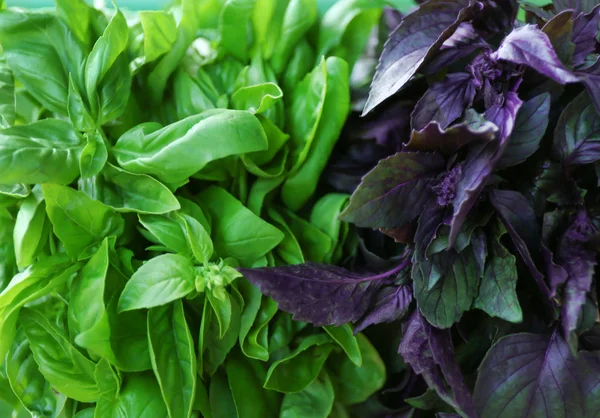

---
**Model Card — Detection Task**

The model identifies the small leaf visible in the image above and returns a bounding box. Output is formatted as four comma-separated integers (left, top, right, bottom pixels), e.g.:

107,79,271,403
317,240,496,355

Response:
118,254,196,312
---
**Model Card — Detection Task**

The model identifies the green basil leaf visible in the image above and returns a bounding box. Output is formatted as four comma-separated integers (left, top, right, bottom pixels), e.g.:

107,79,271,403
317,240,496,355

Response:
68,75,95,132
20,308,100,403
13,188,47,268
201,290,242,376
114,110,268,185
148,300,196,418
219,0,257,62
42,184,124,258
98,163,181,214
55,0,91,48
226,351,276,417
68,238,114,361
95,372,168,418
147,0,201,103
271,0,318,74
0,56,15,127
0,120,85,185
209,371,238,418
85,8,129,105
309,193,349,263
79,131,108,179
282,57,350,210
97,53,132,125
317,0,383,69
264,334,334,393
138,213,189,254
192,378,212,418
247,175,285,216
207,287,232,338
6,328,67,417
267,207,305,265
0,184,29,199
282,39,314,96
172,69,219,120
118,254,196,312
323,324,362,367
232,82,283,114
198,186,284,266
0,10,86,114
280,372,334,418
178,213,213,265
327,334,386,405
0,208,16,292
236,279,263,357
277,207,333,263
243,296,278,361
139,11,177,63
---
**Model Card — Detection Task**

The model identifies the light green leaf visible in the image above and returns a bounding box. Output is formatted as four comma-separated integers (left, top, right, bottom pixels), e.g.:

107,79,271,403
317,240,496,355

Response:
42,184,124,258
327,333,386,405
178,213,213,265
55,0,91,48
13,188,47,268
323,324,362,367
209,371,238,418
280,372,334,418
0,120,84,185
264,334,334,393
68,238,114,360
207,287,232,338
271,0,318,74
85,8,129,104
0,184,29,199
114,109,268,185
79,131,108,179
309,193,349,263
138,213,189,254
0,56,15,127
252,0,289,59
267,207,305,265
139,11,177,62
68,75,95,132
277,207,333,264
20,308,100,403
6,329,67,417
226,351,276,417
198,186,284,266
232,82,283,114
118,254,196,312
95,372,168,418
219,0,257,61
98,163,181,214
282,57,350,210
148,300,196,418
0,11,86,114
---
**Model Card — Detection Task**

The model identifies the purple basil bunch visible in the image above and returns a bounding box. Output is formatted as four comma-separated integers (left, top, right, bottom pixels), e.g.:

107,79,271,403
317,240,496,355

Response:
242,1,600,416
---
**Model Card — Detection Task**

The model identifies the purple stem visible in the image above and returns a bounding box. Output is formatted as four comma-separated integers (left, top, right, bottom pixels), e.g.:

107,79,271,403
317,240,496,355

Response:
361,257,411,282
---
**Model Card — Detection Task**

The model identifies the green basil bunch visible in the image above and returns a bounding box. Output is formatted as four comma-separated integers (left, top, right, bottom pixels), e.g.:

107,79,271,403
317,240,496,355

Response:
0,0,389,417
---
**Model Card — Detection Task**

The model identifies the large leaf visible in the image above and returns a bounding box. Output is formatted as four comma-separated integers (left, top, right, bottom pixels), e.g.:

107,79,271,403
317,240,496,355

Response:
553,91,600,165
148,300,196,418
399,312,477,418
240,263,385,327
340,152,444,229
474,330,585,417
114,110,268,185
363,0,471,114
0,120,84,185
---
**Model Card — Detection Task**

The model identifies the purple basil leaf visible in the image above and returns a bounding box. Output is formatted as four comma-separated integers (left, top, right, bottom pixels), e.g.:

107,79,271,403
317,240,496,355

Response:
489,189,551,297
554,0,599,14
353,100,413,148
471,0,519,35
411,73,477,131
474,330,585,417
483,91,523,140
572,5,600,67
542,10,576,68
541,210,569,297
579,351,600,415
448,93,521,246
556,209,598,337
498,93,551,168
239,263,382,327
424,22,489,75
576,58,600,112
399,312,477,418
407,109,498,155
363,0,472,115
554,90,600,165
414,202,447,260
340,151,445,229
354,284,413,333
532,161,586,206
493,25,580,83
412,247,480,329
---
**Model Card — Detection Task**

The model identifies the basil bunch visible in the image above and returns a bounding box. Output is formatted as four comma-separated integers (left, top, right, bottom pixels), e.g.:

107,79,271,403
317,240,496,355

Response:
0,0,390,417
